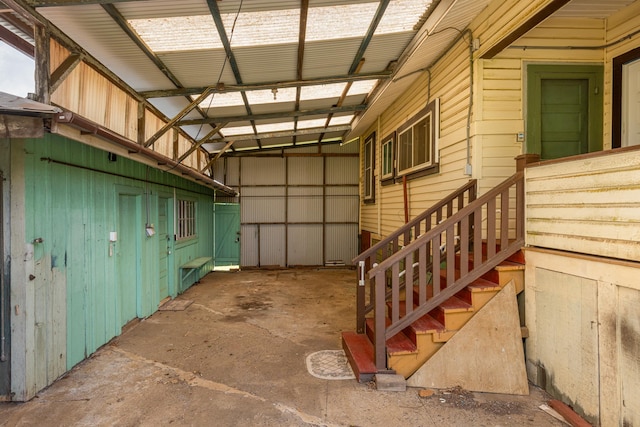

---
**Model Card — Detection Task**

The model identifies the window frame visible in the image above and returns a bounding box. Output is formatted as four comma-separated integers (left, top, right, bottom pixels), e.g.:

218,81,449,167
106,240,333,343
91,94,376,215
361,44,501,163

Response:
396,98,439,178
177,198,197,240
380,131,396,182
363,132,376,203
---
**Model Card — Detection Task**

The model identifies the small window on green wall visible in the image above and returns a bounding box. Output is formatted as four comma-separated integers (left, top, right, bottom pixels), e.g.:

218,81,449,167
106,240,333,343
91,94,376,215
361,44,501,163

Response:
177,199,196,239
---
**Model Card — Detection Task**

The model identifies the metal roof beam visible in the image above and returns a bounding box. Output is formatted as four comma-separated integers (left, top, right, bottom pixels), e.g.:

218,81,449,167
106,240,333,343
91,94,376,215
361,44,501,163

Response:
27,0,148,6
101,4,183,88
177,122,228,163
139,72,392,99
349,0,389,75
177,104,366,126
209,124,351,143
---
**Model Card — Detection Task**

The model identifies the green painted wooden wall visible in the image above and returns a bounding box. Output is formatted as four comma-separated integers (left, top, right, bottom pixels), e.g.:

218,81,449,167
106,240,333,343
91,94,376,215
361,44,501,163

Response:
20,133,216,376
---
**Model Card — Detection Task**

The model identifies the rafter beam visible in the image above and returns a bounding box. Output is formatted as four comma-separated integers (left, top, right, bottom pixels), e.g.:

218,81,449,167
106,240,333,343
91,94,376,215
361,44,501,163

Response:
349,0,389,75
27,0,148,6
177,122,228,163
0,24,33,56
101,3,183,88
203,139,236,171
139,72,391,99
209,125,351,143
177,104,366,126
50,52,81,92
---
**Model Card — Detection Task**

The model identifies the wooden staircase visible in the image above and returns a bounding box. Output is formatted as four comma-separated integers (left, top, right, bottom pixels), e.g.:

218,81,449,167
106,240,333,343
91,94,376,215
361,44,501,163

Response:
342,173,526,383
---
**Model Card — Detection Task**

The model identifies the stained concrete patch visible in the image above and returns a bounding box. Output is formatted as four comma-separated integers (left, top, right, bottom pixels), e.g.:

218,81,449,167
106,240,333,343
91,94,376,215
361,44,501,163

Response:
306,350,355,380
158,299,193,311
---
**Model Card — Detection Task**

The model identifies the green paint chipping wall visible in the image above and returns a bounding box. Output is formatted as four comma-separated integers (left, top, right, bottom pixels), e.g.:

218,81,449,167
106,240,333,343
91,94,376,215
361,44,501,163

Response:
20,134,216,374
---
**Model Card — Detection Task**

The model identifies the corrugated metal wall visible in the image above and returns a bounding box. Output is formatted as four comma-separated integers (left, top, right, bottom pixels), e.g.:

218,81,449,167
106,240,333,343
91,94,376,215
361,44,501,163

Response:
12,133,218,400
220,143,359,267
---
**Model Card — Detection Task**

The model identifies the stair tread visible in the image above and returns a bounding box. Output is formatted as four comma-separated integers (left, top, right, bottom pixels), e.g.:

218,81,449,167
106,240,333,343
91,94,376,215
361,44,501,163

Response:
411,313,446,334
495,261,525,271
467,277,502,291
439,296,473,312
341,331,377,376
365,318,417,355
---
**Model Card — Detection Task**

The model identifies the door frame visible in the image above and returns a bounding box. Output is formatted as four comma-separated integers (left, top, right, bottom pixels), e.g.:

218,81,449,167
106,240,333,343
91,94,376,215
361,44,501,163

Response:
157,192,175,297
526,64,603,158
613,46,640,148
115,186,143,327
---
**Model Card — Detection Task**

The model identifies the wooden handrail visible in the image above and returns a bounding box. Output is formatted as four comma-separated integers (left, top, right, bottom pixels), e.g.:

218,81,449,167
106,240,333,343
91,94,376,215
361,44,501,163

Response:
368,172,525,370
353,179,477,264
353,179,477,333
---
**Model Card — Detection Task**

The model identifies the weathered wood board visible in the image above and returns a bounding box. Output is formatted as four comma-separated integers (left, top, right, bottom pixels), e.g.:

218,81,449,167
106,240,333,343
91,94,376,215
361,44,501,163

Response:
407,280,528,395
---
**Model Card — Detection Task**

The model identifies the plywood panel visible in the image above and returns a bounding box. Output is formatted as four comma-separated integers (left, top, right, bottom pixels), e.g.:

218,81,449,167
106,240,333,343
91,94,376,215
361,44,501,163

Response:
534,268,599,421
408,281,528,394
618,286,640,427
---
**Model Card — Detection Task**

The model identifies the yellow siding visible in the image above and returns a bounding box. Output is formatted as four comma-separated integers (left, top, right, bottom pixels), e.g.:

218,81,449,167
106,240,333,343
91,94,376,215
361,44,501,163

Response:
604,1,640,149
525,149,640,261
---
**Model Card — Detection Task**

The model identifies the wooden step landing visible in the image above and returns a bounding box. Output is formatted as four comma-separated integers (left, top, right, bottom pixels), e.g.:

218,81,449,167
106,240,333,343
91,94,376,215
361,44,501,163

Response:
341,331,377,383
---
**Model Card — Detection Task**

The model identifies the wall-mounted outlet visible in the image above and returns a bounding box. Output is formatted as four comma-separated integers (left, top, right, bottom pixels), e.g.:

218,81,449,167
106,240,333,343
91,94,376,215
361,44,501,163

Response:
517,132,525,142
109,231,118,242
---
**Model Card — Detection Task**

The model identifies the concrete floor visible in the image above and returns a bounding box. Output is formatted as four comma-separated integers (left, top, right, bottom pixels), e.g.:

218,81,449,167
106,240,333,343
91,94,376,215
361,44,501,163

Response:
0,268,565,426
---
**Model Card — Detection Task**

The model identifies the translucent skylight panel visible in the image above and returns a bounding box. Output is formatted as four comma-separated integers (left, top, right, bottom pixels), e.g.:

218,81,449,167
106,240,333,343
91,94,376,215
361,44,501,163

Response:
297,118,328,129
196,92,245,108
376,0,434,35
224,9,299,47
329,115,355,125
222,125,255,136
300,83,346,100
306,3,378,41
246,87,297,104
348,80,378,96
255,121,294,133
129,15,220,52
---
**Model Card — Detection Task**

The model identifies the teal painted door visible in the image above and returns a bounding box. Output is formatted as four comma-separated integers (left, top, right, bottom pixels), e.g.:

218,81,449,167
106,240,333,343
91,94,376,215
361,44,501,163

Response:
215,203,240,266
117,194,140,325
540,79,589,159
158,197,171,300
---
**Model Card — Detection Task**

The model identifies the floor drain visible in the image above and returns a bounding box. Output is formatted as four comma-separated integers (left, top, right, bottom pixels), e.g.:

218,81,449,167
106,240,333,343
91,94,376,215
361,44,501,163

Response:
305,350,355,380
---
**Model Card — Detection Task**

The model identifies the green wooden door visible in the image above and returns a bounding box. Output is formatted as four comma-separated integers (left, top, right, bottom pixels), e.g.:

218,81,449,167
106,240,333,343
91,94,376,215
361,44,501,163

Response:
117,194,140,326
214,203,240,266
540,79,589,159
527,65,603,160
158,197,171,300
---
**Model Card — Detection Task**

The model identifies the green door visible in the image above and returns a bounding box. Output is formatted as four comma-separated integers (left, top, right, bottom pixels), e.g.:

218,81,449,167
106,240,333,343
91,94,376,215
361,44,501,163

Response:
527,65,603,160
214,203,240,267
158,197,171,300
117,194,140,326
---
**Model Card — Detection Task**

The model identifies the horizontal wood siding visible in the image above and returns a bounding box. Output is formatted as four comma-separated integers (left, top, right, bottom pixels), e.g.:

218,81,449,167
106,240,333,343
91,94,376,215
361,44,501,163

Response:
525,148,640,261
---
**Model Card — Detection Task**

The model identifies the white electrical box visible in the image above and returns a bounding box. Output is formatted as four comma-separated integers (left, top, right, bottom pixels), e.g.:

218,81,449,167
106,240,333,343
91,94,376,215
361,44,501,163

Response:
109,231,118,242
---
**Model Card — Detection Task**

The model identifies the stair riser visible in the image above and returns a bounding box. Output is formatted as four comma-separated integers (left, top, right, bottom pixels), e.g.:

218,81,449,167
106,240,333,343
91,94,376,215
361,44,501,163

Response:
430,309,474,331
388,336,443,378
457,289,499,310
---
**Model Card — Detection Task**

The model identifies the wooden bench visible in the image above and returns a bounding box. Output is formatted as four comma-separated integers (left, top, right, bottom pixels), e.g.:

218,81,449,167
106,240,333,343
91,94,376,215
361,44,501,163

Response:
179,256,212,289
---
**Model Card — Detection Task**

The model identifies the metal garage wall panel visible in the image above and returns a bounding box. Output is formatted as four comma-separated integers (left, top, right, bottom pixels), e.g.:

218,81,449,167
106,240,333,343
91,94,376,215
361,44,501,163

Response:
325,224,358,265
288,187,323,222
226,157,241,187
326,186,359,222
288,157,323,185
260,225,286,267
326,157,359,184
288,225,323,266
240,224,258,267
241,157,285,185
241,186,285,223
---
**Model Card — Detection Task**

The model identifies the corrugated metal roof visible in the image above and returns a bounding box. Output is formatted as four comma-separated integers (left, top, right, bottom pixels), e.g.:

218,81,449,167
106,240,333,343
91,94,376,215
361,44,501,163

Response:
0,91,61,116
1,0,633,162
